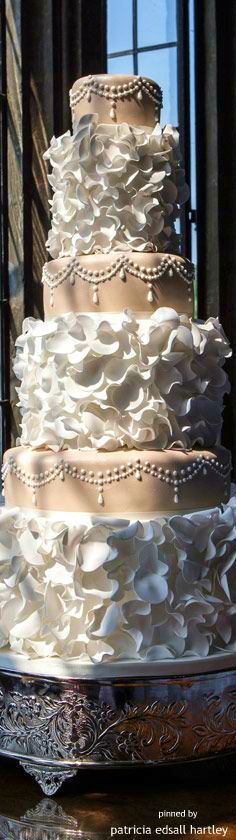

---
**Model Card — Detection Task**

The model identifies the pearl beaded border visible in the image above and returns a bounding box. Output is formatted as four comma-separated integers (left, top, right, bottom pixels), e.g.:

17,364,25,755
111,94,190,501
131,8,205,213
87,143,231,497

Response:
42,255,194,308
2,453,230,508
69,76,163,123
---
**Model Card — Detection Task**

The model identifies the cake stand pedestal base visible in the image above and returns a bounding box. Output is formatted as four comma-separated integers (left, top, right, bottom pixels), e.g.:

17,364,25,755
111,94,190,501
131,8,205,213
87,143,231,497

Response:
0,654,235,795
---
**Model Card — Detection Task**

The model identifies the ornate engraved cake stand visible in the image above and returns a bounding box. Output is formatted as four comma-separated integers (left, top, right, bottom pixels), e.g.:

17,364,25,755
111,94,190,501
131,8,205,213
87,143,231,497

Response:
0,652,235,796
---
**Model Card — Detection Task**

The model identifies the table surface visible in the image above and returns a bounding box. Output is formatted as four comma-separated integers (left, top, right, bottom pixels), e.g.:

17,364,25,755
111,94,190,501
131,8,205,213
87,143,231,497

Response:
0,756,235,839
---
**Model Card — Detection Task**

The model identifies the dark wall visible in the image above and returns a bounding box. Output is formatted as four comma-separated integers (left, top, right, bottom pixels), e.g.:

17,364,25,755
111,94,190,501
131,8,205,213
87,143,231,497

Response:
21,0,107,319
195,0,236,473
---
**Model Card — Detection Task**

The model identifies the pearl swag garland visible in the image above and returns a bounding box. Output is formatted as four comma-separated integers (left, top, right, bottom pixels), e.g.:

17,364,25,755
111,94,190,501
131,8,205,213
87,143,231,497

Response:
42,255,194,308
69,75,163,122
2,453,230,508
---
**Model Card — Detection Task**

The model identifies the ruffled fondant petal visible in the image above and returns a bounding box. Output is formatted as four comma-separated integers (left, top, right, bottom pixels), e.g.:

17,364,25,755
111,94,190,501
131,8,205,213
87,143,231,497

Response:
0,498,235,661
14,309,231,451
43,115,189,256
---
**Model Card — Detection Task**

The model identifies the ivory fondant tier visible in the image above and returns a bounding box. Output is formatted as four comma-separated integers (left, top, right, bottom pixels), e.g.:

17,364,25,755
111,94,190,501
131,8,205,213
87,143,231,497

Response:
0,498,235,660
14,309,230,451
69,74,162,127
44,116,188,257
43,253,194,317
3,446,231,514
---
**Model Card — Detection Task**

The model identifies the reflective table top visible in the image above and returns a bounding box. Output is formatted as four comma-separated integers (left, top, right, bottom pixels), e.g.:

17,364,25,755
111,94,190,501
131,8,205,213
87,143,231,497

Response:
0,756,235,840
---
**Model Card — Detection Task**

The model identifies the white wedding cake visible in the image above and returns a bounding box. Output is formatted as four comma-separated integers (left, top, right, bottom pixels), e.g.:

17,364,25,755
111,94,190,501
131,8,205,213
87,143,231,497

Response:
1,74,235,670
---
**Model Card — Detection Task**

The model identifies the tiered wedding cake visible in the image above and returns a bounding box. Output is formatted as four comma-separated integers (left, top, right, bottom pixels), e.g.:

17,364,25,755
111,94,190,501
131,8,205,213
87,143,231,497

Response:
1,74,236,668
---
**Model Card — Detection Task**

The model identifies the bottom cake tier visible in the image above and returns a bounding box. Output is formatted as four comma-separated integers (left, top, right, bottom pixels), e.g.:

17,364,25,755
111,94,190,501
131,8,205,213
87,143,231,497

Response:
0,494,235,663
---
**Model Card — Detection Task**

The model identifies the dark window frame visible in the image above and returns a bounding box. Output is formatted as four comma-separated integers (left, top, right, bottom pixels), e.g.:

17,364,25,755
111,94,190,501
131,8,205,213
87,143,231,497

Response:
0,0,10,455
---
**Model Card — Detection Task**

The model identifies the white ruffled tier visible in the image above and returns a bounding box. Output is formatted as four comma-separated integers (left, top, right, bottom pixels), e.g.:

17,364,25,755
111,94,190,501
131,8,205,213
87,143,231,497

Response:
14,308,231,452
44,115,189,257
0,496,235,663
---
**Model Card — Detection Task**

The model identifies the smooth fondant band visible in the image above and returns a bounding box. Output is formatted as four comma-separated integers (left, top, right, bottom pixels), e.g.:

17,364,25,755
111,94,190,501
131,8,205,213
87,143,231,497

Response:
3,445,231,514
0,649,234,677
43,252,194,317
69,74,162,126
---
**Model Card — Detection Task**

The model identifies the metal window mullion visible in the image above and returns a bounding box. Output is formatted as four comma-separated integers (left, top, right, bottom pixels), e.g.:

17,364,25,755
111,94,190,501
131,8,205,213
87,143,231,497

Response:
132,0,138,74
107,41,178,59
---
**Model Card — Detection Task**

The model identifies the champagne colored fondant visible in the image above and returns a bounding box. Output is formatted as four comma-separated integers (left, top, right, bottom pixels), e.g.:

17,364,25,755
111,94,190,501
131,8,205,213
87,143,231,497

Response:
3,445,231,514
70,74,162,126
43,252,194,317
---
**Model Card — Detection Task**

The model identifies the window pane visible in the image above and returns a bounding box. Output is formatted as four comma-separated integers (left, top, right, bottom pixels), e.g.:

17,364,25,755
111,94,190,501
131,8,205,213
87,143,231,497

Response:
138,46,178,125
107,0,133,54
138,0,177,48
108,54,134,74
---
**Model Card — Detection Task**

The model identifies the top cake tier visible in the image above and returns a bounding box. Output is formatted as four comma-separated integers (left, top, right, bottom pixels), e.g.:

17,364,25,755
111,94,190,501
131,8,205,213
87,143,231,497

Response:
70,74,162,127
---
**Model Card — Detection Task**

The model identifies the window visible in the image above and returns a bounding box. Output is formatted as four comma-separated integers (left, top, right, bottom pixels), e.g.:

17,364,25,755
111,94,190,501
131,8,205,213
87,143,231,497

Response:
107,0,197,265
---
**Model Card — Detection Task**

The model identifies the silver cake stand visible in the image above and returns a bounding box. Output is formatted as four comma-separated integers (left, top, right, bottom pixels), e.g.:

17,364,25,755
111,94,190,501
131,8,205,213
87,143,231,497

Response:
0,651,235,796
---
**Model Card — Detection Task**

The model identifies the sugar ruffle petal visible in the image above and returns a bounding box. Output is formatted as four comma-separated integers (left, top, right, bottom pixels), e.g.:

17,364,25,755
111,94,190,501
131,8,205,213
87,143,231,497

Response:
43,116,188,257
14,309,231,451
0,500,235,661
